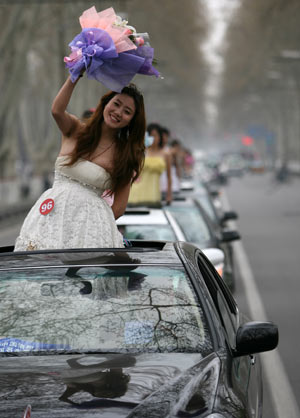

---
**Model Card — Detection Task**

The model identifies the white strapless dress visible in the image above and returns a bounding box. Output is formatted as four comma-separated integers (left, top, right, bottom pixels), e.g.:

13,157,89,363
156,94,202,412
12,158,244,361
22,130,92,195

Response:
14,156,124,250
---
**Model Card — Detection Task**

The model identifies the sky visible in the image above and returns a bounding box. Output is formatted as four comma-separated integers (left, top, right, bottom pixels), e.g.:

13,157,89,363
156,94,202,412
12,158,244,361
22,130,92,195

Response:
201,0,240,127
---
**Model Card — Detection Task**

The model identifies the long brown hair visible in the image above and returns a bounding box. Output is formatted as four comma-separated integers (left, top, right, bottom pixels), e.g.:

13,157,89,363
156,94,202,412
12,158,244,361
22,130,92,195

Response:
66,84,146,193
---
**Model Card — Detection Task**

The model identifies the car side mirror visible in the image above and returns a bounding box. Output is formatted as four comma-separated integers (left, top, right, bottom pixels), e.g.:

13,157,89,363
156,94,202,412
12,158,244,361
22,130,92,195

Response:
221,210,238,225
221,230,241,242
234,321,278,357
209,189,219,198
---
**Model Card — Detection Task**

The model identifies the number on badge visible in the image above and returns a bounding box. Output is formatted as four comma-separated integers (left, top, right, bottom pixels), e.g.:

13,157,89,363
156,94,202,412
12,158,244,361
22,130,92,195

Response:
39,198,54,215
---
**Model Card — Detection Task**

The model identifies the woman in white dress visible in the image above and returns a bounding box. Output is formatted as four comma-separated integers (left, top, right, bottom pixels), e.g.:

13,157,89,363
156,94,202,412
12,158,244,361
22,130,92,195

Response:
14,76,146,250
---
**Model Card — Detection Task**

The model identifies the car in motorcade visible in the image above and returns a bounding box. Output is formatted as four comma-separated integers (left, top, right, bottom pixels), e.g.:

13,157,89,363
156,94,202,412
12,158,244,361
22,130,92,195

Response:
194,159,216,184
116,207,184,242
193,151,227,186
179,177,218,217
179,177,239,228
116,207,225,276
177,178,240,284
165,196,240,291
219,153,247,178
0,241,278,418
249,159,265,173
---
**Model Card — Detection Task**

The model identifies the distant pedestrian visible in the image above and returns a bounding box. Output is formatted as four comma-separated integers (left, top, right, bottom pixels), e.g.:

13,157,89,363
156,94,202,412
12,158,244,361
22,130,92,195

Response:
182,148,195,177
128,123,172,207
169,139,182,193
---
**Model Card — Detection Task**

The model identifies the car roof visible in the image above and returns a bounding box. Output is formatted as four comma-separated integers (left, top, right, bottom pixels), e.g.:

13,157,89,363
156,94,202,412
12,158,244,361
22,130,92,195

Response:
116,208,169,226
170,196,195,206
118,207,186,241
167,197,211,222
0,241,185,271
169,196,214,222
179,179,209,195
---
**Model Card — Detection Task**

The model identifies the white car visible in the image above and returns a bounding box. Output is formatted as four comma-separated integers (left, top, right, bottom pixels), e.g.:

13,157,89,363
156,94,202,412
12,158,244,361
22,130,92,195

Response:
117,207,224,276
117,207,185,241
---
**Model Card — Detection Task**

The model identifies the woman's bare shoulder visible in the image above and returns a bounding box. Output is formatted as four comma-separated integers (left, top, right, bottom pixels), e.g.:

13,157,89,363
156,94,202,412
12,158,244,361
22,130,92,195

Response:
162,148,172,160
59,119,85,154
63,117,84,139
69,115,85,136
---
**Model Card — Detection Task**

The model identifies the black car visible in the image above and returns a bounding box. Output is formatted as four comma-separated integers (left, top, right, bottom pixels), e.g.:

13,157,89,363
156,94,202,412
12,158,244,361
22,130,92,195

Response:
0,242,278,418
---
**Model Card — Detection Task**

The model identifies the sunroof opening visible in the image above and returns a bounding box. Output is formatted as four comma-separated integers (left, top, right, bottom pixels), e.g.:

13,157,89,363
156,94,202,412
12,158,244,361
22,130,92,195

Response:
124,210,151,215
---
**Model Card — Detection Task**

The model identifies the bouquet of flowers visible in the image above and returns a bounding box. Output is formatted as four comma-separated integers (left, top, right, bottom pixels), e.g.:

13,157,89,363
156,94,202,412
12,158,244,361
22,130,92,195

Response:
64,6,160,92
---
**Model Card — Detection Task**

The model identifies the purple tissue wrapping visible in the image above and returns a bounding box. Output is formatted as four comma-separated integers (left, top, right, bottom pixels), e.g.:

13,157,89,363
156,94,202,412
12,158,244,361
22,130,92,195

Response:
65,28,159,91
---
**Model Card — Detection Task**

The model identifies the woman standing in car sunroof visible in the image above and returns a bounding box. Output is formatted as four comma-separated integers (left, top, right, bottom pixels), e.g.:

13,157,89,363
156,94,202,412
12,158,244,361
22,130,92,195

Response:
14,77,146,251
14,5,161,251
128,123,172,207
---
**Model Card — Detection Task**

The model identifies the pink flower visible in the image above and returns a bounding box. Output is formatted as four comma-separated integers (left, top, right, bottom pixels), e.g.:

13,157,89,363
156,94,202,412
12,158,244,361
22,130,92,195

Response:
136,37,144,46
79,6,136,53
64,48,82,64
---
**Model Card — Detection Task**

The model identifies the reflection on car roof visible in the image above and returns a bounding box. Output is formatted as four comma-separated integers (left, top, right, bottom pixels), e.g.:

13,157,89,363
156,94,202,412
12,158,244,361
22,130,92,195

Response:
0,242,182,270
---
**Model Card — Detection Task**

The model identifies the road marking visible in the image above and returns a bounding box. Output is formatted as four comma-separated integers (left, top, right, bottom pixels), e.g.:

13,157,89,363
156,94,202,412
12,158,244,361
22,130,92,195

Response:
222,191,300,418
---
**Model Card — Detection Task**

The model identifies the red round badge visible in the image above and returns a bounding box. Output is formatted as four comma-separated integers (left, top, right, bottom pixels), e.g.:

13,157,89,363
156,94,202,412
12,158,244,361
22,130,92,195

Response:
39,198,54,215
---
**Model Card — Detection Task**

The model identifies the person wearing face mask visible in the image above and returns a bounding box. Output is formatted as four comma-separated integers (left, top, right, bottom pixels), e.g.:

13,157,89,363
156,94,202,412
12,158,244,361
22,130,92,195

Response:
128,123,172,207
14,76,146,251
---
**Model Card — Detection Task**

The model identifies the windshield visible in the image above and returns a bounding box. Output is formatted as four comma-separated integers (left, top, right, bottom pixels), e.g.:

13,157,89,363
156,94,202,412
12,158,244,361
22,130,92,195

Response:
0,266,212,355
167,206,212,248
118,225,177,241
196,195,219,225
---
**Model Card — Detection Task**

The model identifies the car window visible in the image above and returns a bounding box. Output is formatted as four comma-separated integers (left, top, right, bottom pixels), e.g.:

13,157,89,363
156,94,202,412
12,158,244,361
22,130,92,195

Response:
196,195,219,225
0,266,212,355
197,254,238,348
118,225,177,241
167,206,212,247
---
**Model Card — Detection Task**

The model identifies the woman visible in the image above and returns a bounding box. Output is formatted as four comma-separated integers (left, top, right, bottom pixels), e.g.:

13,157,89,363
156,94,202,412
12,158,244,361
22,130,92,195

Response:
128,123,172,207
14,76,145,250
159,129,181,197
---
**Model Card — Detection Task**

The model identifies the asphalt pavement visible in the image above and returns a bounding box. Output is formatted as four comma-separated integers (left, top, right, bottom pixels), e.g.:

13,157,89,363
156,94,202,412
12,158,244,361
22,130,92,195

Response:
224,170,300,418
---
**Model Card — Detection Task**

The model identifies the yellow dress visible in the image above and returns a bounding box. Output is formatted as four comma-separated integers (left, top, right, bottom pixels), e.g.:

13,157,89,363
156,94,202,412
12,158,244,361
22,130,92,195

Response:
128,155,166,205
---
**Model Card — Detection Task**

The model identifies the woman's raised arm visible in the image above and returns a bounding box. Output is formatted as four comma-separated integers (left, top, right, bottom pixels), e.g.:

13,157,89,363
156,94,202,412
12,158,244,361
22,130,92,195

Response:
51,76,81,137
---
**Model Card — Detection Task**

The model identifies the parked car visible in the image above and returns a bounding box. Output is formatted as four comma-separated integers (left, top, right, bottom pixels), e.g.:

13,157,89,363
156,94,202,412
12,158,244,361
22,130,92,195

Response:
165,197,240,290
249,159,265,173
175,178,240,290
0,242,278,417
179,177,238,227
117,207,225,276
219,153,247,178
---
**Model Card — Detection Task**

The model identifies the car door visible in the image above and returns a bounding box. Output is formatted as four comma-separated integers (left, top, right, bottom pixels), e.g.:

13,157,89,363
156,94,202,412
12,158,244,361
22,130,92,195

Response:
196,251,262,417
193,199,236,291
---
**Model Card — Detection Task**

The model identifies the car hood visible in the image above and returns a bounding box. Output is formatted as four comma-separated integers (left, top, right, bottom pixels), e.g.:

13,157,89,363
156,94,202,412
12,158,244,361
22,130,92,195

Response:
0,352,220,417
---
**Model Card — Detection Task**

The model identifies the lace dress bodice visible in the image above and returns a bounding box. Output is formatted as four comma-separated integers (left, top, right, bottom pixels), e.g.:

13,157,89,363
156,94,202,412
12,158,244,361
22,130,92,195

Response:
14,155,124,251
55,155,112,193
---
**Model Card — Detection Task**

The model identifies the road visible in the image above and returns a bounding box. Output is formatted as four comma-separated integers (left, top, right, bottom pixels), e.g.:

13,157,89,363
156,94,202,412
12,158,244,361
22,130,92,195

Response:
1,171,299,417
224,171,300,418
0,214,25,247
